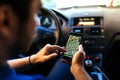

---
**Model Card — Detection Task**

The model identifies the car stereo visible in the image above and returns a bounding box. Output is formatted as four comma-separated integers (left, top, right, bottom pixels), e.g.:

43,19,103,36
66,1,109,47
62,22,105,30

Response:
71,17,104,52
71,17,104,68
73,17,103,27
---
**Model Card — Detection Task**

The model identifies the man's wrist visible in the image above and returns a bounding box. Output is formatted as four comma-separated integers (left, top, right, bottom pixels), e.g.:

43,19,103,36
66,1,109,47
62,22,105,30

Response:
28,55,33,66
28,54,39,65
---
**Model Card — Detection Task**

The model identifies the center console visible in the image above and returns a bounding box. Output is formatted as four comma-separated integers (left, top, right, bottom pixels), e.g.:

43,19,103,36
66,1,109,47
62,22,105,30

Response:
71,17,105,79
70,16,105,79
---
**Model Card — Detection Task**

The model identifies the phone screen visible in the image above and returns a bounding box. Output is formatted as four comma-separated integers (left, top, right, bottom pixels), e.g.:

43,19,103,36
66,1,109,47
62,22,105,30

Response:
63,33,81,61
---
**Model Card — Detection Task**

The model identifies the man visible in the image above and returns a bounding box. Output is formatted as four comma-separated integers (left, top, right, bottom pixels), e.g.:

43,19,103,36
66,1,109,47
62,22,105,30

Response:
0,0,92,80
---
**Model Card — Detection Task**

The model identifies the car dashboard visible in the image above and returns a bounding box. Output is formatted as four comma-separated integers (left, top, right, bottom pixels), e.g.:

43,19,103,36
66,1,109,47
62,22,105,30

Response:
33,6,120,80
51,6,120,80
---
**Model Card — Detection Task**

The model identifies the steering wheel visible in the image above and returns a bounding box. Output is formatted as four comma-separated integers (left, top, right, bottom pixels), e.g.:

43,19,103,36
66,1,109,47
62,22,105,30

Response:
26,7,62,55
16,7,62,75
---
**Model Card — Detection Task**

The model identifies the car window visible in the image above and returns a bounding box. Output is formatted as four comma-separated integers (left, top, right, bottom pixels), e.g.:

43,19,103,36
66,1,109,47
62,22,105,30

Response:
42,0,120,9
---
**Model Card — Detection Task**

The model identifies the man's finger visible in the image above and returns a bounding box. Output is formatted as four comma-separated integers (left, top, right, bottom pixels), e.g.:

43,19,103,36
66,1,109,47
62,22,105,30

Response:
46,44,66,52
45,53,58,61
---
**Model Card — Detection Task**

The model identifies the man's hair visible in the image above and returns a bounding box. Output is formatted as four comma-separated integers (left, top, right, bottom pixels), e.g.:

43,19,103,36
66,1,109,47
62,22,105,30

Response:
0,0,32,24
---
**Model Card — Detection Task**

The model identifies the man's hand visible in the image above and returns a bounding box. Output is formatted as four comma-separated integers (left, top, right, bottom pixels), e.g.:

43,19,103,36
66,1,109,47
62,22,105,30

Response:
71,45,85,68
70,45,85,75
30,44,66,64
70,45,92,80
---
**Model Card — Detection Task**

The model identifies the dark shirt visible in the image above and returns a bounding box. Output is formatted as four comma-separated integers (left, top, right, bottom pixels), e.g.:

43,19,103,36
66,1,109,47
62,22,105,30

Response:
0,65,46,80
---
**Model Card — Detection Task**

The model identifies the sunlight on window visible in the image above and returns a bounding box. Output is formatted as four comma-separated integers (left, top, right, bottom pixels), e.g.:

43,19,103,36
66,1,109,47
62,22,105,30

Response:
55,0,106,8
54,0,107,8
54,0,74,8
42,0,120,8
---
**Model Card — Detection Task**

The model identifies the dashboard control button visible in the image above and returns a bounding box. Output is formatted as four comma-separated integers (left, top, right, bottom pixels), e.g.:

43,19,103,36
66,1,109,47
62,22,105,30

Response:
85,59,93,67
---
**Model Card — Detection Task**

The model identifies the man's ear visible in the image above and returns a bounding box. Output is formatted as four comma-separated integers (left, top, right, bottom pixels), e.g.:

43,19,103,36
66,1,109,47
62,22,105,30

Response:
0,5,18,40
0,5,9,39
0,5,11,26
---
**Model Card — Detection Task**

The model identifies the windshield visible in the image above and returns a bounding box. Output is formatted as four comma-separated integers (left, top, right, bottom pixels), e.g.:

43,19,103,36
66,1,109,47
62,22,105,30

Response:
41,0,120,9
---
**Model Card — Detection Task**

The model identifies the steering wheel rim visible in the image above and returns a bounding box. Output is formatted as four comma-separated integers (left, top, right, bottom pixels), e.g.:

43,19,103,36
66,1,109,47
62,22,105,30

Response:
16,7,62,75
24,7,62,56
39,7,62,45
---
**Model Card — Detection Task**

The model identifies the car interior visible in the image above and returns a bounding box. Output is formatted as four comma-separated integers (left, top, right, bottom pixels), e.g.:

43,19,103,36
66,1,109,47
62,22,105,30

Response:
15,0,120,80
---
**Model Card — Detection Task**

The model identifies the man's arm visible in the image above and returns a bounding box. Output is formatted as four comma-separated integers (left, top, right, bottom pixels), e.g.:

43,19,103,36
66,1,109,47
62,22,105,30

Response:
7,56,30,69
7,44,66,69
71,45,92,80
71,64,92,80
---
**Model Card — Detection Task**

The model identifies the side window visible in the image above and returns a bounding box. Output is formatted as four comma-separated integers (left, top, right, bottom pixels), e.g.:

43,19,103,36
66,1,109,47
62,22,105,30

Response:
41,0,56,8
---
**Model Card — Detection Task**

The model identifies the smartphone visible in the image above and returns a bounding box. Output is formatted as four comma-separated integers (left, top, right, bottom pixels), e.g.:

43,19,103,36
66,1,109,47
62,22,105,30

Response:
63,32,82,62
